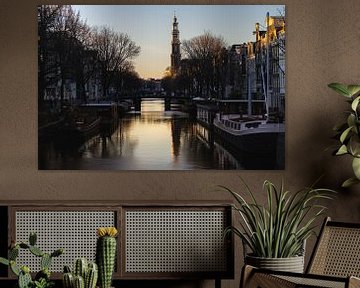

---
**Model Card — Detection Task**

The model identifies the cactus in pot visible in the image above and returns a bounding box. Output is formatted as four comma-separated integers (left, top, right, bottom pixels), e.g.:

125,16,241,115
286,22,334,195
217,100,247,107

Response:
0,232,63,288
74,258,88,280
62,266,74,288
18,266,32,288
62,259,98,288
96,227,118,288
85,262,98,288
73,275,85,288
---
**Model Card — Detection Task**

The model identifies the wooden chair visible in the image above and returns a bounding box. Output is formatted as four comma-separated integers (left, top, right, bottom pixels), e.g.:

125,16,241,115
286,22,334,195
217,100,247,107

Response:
241,217,360,288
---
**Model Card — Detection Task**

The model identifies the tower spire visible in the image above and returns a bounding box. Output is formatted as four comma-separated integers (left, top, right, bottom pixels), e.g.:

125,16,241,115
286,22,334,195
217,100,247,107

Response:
170,13,181,75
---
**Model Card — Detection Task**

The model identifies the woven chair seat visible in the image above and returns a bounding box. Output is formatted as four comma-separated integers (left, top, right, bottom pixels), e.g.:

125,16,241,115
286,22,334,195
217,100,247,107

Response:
241,218,360,288
277,275,347,288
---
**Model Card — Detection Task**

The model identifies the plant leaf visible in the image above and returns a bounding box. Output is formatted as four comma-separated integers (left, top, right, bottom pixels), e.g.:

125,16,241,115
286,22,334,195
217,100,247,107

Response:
328,83,352,98
333,122,348,132
352,157,360,179
336,145,348,155
0,257,9,266
351,96,360,111
10,261,20,276
342,177,360,188
347,114,356,128
340,127,352,143
222,179,335,258
347,85,360,97
349,135,360,157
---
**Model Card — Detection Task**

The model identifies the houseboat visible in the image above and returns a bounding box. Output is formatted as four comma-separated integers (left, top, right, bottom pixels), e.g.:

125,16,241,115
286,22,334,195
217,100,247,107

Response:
213,113,285,156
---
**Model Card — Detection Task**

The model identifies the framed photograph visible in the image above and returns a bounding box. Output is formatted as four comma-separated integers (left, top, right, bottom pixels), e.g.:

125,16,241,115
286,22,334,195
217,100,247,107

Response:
38,5,285,170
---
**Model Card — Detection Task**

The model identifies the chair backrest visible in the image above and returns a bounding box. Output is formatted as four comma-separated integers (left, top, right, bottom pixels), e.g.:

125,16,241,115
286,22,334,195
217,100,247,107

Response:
307,217,360,277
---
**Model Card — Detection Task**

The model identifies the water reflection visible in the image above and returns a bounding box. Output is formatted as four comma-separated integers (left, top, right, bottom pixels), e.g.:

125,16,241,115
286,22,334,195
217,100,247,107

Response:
39,98,245,170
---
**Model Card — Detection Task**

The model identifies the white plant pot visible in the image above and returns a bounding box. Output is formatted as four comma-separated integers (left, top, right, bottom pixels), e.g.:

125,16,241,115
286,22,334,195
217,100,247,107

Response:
245,254,305,273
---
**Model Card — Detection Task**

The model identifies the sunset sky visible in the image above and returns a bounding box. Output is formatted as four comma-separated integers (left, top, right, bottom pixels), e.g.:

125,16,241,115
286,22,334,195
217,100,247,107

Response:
73,5,285,79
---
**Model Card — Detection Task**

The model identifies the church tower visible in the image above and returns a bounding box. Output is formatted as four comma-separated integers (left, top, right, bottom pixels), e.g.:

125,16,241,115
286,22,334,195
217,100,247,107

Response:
171,14,181,75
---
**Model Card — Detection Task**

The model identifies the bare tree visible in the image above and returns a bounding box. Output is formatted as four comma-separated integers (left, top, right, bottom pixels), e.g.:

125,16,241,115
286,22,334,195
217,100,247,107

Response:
38,5,63,108
182,32,227,98
92,26,140,99
68,16,93,102
111,62,142,99
51,6,90,106
121,67,143,96
39,5,107,106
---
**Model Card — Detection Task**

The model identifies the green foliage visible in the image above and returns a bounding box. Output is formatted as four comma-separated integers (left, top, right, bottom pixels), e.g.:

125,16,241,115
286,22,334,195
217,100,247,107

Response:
85,263,98,288
328,82,360,187
19,270,32,288
29,246,44,257
63,272,74,288
96,236,117,288
50,248,63,258
222,178,335,258
19,243,30,249
0,232,64,288
9,247,19,260
32,278,54,288
29,233,37,246
63,265,72,273
62,259,98,288
35,268,50,282
74,258,87,279
10,260,21,276
74,275,85,288
40,254,52,270
0,257,9,266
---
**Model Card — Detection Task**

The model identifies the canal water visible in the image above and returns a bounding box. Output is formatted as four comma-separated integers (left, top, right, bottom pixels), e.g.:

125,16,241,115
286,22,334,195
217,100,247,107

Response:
39,99,256,170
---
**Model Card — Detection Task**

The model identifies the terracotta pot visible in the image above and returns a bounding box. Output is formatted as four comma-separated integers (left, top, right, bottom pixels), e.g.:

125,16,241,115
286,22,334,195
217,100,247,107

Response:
245,254,305,273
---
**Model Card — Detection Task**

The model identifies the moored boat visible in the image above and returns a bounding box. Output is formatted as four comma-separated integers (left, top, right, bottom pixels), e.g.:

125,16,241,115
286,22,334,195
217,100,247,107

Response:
57,117,101,144
79,103,118,123
213,113,284,156
196,104,218,129
38,117,64,141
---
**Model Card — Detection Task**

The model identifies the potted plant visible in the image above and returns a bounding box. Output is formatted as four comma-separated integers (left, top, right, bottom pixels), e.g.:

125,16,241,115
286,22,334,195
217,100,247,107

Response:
0,232,63,288
96,227,118,288
62,258,98,288
222,179,335,273
328,83,360,187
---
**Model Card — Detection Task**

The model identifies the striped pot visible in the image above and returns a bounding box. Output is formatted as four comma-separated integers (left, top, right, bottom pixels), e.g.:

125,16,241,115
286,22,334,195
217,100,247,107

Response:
245,254,305,273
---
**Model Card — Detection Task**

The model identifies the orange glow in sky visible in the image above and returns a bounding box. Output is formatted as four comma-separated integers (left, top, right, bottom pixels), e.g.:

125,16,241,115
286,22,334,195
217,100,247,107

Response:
73,5,285,79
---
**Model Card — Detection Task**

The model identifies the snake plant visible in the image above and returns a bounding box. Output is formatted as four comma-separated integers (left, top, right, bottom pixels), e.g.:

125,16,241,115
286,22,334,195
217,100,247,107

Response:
222,178,335,258
328,83,360,187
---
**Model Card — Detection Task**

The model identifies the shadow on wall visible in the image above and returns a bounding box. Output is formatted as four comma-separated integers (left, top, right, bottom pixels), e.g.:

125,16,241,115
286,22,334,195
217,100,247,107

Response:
304,109,360,214
287,103,360,266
